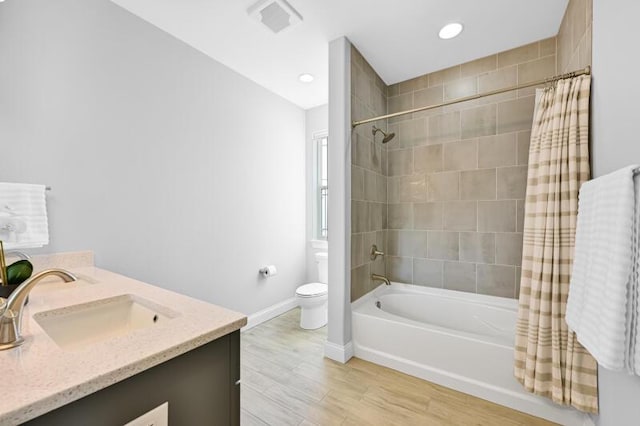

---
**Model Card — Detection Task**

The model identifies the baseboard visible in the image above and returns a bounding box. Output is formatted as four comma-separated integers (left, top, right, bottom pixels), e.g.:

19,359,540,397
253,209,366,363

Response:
324,340,354,363
583,414,597,426
242,297,298,332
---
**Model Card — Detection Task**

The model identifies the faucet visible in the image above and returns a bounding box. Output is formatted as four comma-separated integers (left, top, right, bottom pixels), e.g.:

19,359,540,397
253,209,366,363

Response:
0,269,77,350
371,273,391,286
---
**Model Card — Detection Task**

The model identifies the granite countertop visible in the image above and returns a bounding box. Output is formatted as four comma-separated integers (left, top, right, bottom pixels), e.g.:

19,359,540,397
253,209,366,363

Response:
0,265,247,425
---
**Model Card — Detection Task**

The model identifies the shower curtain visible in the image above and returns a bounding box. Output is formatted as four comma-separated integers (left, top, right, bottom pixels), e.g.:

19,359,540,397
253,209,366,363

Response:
514,75,598,413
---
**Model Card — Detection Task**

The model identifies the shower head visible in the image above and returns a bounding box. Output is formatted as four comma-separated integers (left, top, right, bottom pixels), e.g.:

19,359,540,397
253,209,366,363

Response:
372,126,395,144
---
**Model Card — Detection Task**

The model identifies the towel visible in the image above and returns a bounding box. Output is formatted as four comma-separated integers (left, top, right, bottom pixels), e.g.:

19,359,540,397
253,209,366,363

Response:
566,165,640,372
0,183,49,250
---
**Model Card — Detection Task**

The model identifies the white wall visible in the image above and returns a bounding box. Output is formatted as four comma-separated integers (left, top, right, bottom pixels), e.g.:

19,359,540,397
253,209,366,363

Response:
0,0,306,316
305,104,329,283
591,1,640,424
325,37,353,362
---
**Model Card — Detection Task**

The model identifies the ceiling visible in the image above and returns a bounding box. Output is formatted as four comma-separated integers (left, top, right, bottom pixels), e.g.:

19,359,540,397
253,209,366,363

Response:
110,0,569,110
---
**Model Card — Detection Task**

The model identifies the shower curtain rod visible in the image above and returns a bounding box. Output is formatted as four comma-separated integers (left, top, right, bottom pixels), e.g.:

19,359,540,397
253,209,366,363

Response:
351,66,591,128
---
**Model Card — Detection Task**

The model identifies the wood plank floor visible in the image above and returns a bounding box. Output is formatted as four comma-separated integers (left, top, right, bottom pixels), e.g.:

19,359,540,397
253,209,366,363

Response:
241,308,556,426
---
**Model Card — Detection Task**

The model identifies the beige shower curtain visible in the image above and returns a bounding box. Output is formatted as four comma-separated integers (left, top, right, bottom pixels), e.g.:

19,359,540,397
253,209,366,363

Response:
514,75,598,413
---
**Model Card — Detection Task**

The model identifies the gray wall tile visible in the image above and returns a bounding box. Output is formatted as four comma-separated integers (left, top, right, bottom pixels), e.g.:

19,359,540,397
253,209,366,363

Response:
517,131,531,165
398,118,427,147
388,203,413,229
352,166,365,200
387,230,428,258
497,165,528,199
477,264,516,297
444,262,476,293
414,259,444,288
497,96,536,134
461,104,497,139
443,201,477,231
352,233,364,268
496,232,523,266
497,42,539,68
460,55,497,78
516,200,525,233
444,139,478,171
414,202,443,230
460,169,497,200
414,86,444,109
397,175,428,203
478,200,516,232
478,133,517,168
460,232,496,263
351,263,371,302
414,144,443,173
386,256,413,283
444,76,477,101
428,112,461,144
428,171,459,201
388,148,413,176
427,231,459,260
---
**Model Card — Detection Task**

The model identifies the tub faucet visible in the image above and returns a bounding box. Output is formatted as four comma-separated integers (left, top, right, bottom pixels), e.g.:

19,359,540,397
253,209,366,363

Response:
371,274,391,286
0,268,77,350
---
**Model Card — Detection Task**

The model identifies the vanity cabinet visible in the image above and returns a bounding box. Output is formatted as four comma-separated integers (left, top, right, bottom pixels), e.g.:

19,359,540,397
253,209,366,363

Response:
25,331,240,426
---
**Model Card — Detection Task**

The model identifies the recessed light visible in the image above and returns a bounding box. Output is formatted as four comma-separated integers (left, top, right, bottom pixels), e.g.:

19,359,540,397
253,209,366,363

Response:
439,22,463,40
299,73,314,83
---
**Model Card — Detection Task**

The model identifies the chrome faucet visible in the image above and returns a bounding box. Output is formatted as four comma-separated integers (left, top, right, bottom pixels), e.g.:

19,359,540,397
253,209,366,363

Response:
0,269,77,350
371,273,391,286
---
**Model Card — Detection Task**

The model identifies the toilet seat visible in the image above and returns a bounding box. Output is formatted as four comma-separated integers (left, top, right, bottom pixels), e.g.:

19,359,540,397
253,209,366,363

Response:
296,283,328,298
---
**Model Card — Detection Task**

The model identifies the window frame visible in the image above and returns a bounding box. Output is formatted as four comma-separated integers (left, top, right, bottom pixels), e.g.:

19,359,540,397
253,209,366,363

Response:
312,131,328,240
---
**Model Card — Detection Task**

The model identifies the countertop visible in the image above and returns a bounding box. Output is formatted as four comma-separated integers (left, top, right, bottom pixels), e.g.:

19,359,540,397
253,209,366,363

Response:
0,266,247,425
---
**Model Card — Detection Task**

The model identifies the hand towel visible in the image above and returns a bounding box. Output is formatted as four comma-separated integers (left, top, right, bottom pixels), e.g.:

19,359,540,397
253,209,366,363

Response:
566,165,639,371
0,183,49,250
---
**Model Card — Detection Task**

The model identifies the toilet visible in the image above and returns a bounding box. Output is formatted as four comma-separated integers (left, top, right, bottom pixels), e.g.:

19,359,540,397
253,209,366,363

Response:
295,252,328,329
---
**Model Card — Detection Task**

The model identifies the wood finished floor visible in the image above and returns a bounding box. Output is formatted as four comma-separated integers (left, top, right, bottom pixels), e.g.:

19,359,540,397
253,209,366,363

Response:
240,308,556,426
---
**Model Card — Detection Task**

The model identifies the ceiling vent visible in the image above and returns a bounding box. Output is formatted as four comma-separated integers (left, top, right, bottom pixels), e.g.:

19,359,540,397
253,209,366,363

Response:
247,0,303,34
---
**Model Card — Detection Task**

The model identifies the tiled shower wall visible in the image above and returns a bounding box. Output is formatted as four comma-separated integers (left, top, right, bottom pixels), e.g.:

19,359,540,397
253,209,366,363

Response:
557,0,592,74
383,38,557,299
350,47,388,301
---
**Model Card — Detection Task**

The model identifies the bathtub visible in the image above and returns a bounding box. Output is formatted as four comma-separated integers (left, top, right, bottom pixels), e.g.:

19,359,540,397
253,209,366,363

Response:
352,283,585,426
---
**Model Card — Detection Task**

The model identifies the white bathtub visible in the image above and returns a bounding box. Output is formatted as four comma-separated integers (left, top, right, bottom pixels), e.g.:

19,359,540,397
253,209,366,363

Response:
352,283,585,426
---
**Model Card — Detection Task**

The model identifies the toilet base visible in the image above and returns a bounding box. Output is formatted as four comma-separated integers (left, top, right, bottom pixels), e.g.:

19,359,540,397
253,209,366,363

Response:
298,300,328,330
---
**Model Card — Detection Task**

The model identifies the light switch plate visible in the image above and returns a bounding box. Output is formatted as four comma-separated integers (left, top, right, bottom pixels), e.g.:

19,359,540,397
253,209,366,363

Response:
124,402,168,426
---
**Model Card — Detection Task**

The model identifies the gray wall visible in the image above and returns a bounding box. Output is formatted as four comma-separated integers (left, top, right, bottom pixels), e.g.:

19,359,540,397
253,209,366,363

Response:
591,0,640,424
0,0,306,315
305,104,328,282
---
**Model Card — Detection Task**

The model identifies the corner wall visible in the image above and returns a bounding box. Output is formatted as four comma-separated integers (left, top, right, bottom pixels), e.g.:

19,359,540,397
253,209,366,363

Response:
350,47,388,301
589,0,640,424
0,0,306,316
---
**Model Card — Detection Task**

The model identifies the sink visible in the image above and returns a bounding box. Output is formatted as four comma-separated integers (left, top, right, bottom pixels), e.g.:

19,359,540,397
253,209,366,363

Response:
33,294,178,350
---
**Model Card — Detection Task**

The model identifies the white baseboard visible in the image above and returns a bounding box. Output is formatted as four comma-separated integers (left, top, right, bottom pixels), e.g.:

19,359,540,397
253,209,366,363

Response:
583,414,597,426
242,297,298,332
324,340,354,363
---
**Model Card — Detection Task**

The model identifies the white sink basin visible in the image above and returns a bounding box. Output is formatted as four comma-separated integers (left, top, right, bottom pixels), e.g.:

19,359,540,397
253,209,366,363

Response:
33,294,177,351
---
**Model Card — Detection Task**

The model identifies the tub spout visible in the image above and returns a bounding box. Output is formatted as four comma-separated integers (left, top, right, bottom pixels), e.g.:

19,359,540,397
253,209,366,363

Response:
371,274,390,286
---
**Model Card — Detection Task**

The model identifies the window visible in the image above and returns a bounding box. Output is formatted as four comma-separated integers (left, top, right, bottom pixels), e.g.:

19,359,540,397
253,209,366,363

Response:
314,134,328,240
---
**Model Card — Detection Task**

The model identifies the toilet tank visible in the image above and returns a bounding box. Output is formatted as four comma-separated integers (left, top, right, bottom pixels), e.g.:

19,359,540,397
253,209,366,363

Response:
315,252,328,284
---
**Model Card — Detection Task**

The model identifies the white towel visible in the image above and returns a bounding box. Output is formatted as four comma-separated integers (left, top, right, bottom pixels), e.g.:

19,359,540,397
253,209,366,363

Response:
566,165,639,372
633,173,640,373
0,183,49,250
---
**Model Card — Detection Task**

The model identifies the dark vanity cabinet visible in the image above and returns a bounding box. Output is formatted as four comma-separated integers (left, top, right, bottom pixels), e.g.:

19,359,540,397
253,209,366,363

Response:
25,331,240,426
